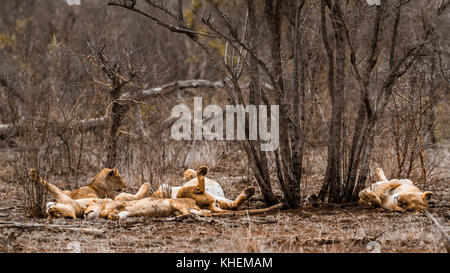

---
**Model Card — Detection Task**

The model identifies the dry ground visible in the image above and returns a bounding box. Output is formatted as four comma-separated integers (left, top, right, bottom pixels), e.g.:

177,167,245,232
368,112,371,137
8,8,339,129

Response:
0,149,448,253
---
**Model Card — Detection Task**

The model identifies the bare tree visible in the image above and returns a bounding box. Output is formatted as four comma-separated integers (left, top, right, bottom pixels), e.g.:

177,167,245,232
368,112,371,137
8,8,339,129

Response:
318,0,440,203
86,42,143,168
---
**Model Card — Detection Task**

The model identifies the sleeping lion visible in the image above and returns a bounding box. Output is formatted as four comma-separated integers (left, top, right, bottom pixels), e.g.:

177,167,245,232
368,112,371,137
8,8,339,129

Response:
153,166,256,211
29,168,206,219
30,166,266,220
358,168,433,212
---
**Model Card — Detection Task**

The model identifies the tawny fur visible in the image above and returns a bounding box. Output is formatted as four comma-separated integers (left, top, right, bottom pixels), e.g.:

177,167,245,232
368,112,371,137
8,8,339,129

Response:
105,166,270,219
32,166,269,220
30,168,224,219
29,168,141,219
44,168,126,200
154,166,256,212
86,197,211,220
358,168,433,212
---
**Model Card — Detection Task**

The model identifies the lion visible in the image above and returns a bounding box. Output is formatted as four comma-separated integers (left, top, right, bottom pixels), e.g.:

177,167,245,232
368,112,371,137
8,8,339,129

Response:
31,169,217,220
27,168,127,200
63,168,126,199
28,168,139,219
358,168,433,212
84,196,211,220
92,166,281,220
153,166,256,211
30,166,282,220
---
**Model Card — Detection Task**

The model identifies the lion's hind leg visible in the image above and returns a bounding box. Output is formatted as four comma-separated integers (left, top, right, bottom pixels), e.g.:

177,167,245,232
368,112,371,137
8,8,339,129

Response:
216,186,256,210
375,168,388,182
29,168,83,217
231,186,256,209
29,169,65,200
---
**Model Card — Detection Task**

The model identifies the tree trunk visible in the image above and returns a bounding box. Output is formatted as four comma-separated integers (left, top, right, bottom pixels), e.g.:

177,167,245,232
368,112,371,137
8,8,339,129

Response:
342,101,367,202
264,0,302,208
292,0,306,205
318,1,345,203
244,0,278,205
105,88,129,168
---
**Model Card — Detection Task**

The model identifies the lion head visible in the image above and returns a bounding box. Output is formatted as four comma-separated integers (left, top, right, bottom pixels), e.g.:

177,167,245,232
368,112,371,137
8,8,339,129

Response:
183,169,197,181
397,191,433,212
89,168,126,194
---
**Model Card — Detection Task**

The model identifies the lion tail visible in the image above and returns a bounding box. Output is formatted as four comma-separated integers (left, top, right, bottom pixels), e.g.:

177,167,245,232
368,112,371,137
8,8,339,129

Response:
211,203,286,216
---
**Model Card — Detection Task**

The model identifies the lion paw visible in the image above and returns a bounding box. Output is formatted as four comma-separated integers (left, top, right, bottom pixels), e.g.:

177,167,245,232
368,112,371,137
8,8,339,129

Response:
200,210,212,217
197,166,208,176
243,186,256,198
108,212,120,220
28,168,37,181
359,190,381,207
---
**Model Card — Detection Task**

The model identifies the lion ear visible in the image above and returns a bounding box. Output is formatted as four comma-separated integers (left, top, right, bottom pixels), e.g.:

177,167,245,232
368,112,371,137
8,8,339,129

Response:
107,170,115,177
422,191,433,201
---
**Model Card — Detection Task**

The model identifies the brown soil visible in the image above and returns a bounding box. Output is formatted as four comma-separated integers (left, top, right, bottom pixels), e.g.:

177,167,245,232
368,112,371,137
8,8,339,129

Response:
0,150,448,253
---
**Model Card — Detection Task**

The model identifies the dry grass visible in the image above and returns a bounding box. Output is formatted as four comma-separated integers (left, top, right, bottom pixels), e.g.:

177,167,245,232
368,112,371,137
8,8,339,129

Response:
0,143,448,253
1,205,448,253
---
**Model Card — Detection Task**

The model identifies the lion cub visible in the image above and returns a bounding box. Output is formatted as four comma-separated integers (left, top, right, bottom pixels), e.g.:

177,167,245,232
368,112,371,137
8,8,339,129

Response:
29,168,209,219
34,168,127,200
154,166,256,212
358,168,432,212
67,168,126,199
28,168,139,219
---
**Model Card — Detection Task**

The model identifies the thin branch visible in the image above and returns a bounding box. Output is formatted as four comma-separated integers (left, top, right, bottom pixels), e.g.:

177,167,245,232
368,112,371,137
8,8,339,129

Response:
107,2,220,39
0,79,275,139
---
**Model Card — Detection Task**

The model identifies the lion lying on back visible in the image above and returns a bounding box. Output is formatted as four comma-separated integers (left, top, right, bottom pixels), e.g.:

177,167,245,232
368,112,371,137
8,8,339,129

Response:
358,168,432,212
153,167,256,211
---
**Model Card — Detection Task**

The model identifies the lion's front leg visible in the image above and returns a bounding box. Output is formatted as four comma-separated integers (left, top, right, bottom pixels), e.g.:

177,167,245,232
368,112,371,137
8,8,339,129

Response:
108,210,130,220
84,202,102,219
374,168,388,182
98,200,124,218
358,189,382,207
390,205,406,212
114,183,150,201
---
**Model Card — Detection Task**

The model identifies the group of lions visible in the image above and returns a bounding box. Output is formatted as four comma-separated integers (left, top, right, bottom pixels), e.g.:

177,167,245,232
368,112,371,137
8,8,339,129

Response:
30,166,272,220
31,165,433,220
